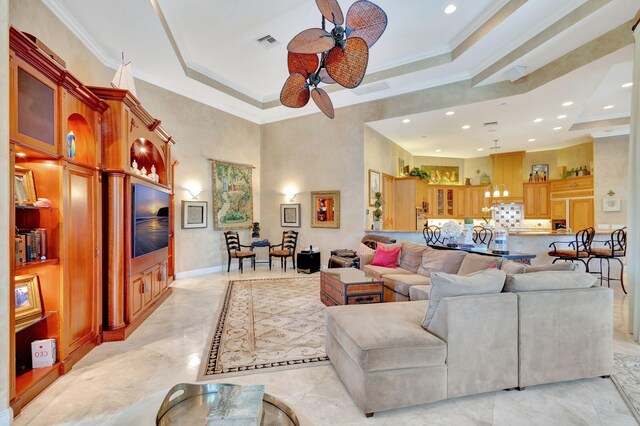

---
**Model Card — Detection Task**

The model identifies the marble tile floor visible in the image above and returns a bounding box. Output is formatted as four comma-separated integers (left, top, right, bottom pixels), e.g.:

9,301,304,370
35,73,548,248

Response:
13,268,640,426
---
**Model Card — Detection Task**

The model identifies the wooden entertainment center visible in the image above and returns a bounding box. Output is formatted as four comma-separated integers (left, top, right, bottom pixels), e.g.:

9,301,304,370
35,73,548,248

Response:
8,28,177,413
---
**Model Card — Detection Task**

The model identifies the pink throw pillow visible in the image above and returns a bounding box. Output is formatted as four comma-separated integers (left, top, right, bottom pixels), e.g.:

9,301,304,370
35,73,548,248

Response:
371,244,401,268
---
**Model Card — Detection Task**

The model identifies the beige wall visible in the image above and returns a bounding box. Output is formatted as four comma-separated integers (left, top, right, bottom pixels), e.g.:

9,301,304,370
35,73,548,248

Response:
1,0,10,420
10,0,261,275
556,141,594,177
463,156,493,185
594,135,629,227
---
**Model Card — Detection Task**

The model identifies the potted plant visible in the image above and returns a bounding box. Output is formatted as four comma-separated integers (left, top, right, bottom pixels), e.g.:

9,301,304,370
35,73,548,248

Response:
408,167,430,181
463,217,474,244
251,222,260,241
373,192,383,230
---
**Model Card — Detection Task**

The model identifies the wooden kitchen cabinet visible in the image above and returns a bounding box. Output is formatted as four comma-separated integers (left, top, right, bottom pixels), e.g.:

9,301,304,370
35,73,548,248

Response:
570,198,594,232
464,186,489,218
523,182,550,219
551,200,567,220
394,178,432,230
491,151,525,198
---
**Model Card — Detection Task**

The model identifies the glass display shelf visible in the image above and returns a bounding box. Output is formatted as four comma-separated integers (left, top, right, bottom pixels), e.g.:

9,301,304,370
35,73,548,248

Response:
15,258,59,272
15,205,58,211
15,311,57,333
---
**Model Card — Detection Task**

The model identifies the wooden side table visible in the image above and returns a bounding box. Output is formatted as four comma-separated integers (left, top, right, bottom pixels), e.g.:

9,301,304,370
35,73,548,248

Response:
320,269,384,306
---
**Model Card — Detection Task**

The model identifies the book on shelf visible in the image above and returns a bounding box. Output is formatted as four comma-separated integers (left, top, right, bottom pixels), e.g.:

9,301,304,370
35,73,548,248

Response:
15,228,47,265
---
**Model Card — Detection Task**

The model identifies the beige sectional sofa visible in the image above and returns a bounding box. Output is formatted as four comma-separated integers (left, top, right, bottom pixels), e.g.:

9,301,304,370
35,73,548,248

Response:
326,260,613,417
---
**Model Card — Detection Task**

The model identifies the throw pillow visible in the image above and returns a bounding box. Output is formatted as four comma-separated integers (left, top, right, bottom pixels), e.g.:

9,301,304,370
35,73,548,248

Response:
379,242,403,266
457,253,504,275
356,243,376,257
417,249,467,277
421,269,507,329
504,271,596,292
370,244,401,268
500,260,526,274
399,242,427,273
501,260,578,274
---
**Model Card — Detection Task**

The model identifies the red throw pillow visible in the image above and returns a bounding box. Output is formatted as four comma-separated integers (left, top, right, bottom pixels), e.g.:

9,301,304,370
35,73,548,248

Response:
371,244,401,268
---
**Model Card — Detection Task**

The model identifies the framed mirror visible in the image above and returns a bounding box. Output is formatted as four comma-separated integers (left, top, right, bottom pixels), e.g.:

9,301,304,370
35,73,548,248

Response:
14,165,37,205
311,190,340,229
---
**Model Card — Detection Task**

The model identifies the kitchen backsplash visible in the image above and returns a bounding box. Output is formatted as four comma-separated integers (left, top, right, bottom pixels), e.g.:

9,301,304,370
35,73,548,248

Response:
493,204,523,229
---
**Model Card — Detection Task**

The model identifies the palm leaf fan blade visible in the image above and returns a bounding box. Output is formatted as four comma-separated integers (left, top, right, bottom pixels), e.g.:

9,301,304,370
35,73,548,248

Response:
280,73,311,108
325,37,369,89
288,52,320,76
346,0,388,48
311,88,335,119
318,69,336,84
316,0,344,25
287,28,335,54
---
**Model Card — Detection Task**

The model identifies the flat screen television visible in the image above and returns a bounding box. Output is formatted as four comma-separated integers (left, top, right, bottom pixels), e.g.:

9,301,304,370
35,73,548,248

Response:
132,184,170,258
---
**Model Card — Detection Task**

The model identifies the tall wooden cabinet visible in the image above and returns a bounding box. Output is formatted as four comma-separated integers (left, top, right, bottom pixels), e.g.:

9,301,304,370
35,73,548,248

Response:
87,87,177,342
523,182,550,219
8,28,107,414
550,175,594,230
491,151,525,198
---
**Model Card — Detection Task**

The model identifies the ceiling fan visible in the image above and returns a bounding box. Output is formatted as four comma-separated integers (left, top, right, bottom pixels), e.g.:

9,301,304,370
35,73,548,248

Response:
280,0,388,119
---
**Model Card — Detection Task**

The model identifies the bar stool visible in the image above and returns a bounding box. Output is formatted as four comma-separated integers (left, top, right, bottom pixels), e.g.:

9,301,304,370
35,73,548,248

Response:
587,227,627,294
423,225,443,245
472,226,493,247
547,227,595,271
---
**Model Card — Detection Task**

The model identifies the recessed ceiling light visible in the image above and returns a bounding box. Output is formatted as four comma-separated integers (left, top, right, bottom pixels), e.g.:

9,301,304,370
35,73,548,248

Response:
477,148,484,152
553,126,562,130
528,138,536,142
444,4,457,14
622,82,633,88
402,118,411,124
603,105,614,110
557,114,567,119
562,101,574,107
435,149,442,153
462,125,470,129
445,111,455,116
533,118,543,123
16,152,27,158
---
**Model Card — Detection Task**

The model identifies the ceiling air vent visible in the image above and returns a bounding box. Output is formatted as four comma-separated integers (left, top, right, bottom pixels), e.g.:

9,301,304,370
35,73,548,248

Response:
256,35,280,49
483,121,498,132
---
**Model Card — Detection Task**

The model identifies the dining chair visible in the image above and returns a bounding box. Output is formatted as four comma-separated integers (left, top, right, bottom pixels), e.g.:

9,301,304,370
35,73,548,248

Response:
224,231,256,273
423,225,443,245
587,227,627,294
547,227,595,271
472,226,493,247
269,230,299,271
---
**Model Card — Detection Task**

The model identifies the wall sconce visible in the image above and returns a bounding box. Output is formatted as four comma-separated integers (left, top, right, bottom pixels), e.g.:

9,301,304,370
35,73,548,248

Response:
184,182,202,200
285,193,297,202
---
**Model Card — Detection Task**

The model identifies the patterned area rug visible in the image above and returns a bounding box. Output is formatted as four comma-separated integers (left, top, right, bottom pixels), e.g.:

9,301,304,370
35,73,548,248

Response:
198,276,329,380
612,352,640,423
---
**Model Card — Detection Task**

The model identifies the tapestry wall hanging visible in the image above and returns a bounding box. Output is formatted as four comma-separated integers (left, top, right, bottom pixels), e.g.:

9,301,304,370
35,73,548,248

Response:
211,160,253,230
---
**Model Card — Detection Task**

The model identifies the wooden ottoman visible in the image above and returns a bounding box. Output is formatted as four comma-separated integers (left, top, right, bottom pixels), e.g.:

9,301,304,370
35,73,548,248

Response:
320,268,383,306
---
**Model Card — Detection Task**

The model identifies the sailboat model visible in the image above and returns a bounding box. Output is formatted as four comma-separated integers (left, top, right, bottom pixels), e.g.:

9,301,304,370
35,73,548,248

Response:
111,53,138,98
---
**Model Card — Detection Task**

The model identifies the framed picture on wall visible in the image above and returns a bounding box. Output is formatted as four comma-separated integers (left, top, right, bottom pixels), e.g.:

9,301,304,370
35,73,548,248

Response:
603,198,621,212
311,191,340,228
280,203,301,227
14,165,37,206
531,164,549,178
182,201,208,228
368,169,381,206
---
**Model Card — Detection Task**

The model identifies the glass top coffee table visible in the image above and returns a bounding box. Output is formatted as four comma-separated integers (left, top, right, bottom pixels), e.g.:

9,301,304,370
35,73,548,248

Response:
320,268,384,306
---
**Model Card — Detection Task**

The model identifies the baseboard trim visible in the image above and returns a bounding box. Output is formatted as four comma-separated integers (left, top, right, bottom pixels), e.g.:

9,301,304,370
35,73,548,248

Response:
0,407,13,426
175,266,225,279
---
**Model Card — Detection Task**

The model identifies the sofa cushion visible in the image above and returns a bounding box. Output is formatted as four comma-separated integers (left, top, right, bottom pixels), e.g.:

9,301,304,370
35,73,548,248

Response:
501,260,578,274
324,301,446,372
362,264,413,279
409,285,430,301
355,243,375,256
371,244,401,268
399,242,427,273
504,271,596,292
457,253,503,275
421,269,507,329
417,249,467,277
383,274,431,297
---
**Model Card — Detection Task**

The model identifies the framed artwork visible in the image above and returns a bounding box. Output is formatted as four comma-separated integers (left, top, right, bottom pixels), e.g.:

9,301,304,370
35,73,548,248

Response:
421,165,460,184
15,274,44,328
311,191,340,229
211,160,253,230
280,203,301,227
603,198,621,212
14,165,37,205
398,158,405,177
368,169,381,206
531,164,549,178
182,201,208,229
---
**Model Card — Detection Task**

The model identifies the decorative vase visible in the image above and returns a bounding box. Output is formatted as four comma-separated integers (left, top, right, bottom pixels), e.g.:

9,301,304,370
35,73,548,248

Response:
373,220,382,231
464,224,474,244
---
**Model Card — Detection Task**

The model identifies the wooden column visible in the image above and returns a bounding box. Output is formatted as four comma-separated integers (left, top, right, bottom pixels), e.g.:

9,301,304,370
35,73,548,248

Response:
105,173,126,331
